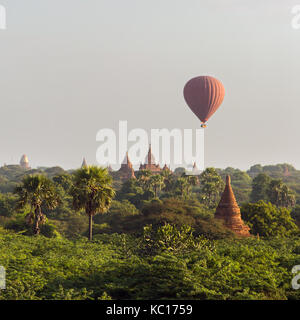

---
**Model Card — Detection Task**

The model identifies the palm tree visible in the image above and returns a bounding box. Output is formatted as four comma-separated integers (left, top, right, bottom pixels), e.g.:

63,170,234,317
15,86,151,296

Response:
175,177,189,198
174,175,198,199
149,174,165,198
161,170,174,192
70,166,115,241
14,175,60,235
136,169,153,192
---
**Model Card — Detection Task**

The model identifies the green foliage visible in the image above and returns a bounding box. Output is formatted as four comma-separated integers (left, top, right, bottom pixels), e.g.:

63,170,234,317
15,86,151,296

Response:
60,214,89,238
5,214,60,238
250,173,271,202
251,174,296,208
117,178,151,208
248,164,263,174
51,285,93,300
0,227,299,300
139,223,214,255
0,164,300,300
0,193,18,217
52,173,73,192
106,200,139,217
267,179,296,208
198,168,224,208
291,205,300,227
248,163,296,178
241,201,298,237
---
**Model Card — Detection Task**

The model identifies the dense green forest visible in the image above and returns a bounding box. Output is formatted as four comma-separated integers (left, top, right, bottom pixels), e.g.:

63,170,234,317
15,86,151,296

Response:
0,163,300,300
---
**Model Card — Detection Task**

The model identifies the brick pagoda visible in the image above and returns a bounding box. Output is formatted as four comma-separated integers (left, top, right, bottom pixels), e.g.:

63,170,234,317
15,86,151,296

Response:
139,145,161,173
117,152,136,181
215,175,250,237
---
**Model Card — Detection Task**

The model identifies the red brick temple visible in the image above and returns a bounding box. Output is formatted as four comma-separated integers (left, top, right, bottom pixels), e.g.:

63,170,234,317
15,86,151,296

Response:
117,152,136,180
215,175,251,237
139,145,162,173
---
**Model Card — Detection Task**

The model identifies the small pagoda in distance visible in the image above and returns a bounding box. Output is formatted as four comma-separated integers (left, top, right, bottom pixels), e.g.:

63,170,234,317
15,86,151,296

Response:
215,175,250,237
81,157,88,168
20,154,30,169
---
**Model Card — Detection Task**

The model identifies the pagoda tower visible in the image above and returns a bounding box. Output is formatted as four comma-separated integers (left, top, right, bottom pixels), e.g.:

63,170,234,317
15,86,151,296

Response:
81,158,88,168
117,152,136,181
215,175,250,237
192,162,201,174
139,145,161,173
20,154,30,169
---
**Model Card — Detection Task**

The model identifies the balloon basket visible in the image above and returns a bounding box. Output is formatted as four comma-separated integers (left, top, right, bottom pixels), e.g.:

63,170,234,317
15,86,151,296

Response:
201,123,207,128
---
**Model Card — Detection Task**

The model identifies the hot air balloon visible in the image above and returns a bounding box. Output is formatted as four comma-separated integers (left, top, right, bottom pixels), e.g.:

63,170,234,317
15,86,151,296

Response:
183,76,225,128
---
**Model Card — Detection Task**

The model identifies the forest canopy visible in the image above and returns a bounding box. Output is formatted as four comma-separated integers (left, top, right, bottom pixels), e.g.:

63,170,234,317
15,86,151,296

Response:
0,163,300,300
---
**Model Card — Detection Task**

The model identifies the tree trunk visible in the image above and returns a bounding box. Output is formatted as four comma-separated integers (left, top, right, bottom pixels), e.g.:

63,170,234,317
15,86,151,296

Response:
88,214,93,241
33,206,41,235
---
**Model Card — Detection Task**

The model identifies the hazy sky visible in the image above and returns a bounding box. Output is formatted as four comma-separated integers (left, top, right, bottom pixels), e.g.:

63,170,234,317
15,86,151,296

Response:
0,0,299,170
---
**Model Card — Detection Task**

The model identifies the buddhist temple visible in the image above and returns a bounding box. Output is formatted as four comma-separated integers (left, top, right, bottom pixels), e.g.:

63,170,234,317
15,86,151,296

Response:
117,152,136,181
215,175,250,237
20,154,30,169
139,145,162,173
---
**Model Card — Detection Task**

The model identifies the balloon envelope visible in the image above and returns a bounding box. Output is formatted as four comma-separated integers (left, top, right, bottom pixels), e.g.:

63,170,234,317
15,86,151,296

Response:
183,76,225,124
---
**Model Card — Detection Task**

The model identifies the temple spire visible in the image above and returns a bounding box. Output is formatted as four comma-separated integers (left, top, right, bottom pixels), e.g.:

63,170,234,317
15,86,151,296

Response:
81,158,88,168
122,151,133,169
118,151,135,180
215,175,250,237
192,162,198,172
146,144,155,165
139,144,162,173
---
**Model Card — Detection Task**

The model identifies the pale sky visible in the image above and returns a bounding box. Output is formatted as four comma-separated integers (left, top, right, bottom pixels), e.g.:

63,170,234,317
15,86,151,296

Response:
0,0,299,170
